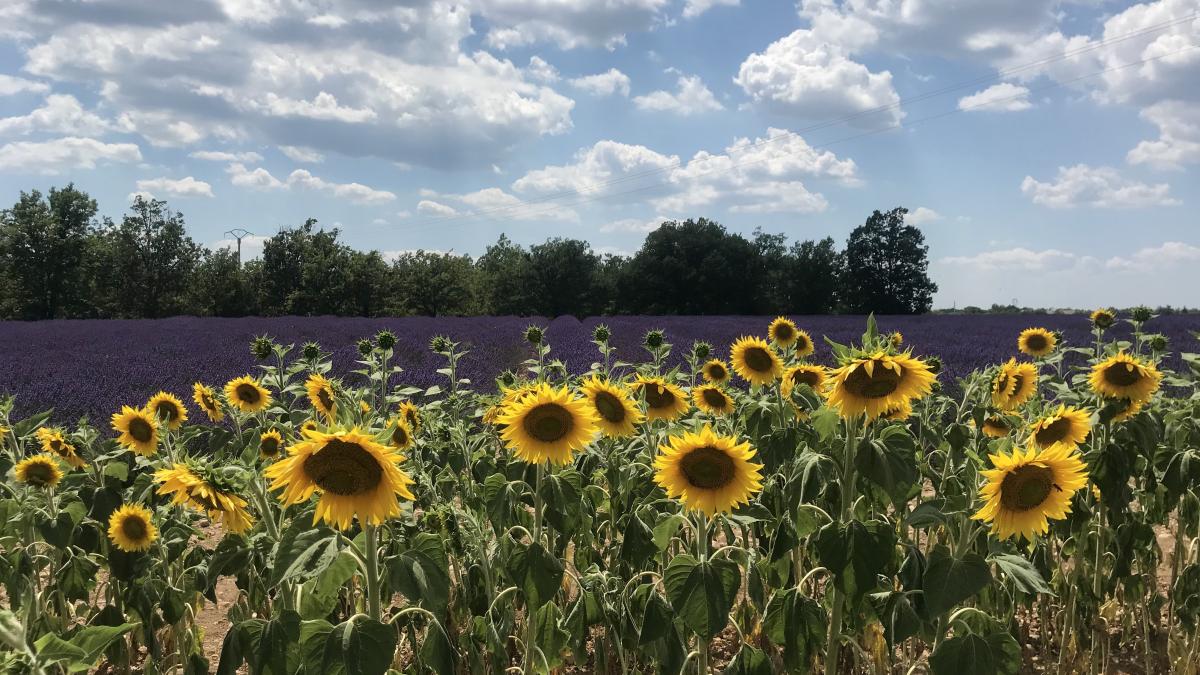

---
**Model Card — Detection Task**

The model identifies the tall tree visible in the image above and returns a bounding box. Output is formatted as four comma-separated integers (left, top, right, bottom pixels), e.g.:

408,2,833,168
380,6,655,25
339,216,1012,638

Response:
187,247,253,317
101,196,201,318
474,234,538,315
528,237,601,317
0,185,96,319
785,237,842,314
389,251,476,316
840,207,937,314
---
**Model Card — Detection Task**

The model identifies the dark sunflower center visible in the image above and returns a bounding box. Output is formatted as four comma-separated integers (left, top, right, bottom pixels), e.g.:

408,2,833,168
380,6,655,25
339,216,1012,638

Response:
643,384,676,409
593,391,626,423
773,324,795,341
26,462,55,485
707,364,727,380
1103,363,1141,387
791,370,821,388
200,393,216,410
261,437,280,456
680,447,736,490
985,417,1008,431
129,418,153,443
191,492,221,511
303,440,384,496
1025,334,1048,351
702,388,728,409
844,363,901,399
405,409,419,427
1034,417,1071,446
391,425,409,446
522,404,573,443
995,372,1012,393
155,401,179,422
796,336,811,351
120,515,148,541
1000,465,1055,512
1009,374,1025,393
743,347,774,373
49,438,63,451
317,387,334,411
236,383,261,404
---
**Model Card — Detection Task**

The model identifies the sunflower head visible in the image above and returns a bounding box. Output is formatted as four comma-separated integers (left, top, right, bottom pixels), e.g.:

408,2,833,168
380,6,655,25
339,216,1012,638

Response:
654,425,764,515
991,359,1038,410
981,415,1012,439
701,359,731,384
35,427,85,468
523,326,544,346
301,419,320,435
730,336,783,387
147,391,188,430
881,399,913,421
592,324,611,343
302,341,323,360
14,454,63,488
1089,352,1161,404
1102,397,1144,424
768,317,799,347
632,375,690,421
1029,405,1091,450
192,382,225,422
973,444,1088,541
397,401,422,431
497,383,599,465
224,376,272,414
251,335,276,360
781,364,827,400
692,384,735,416
265,428,415,530
1018,328,1057,358
691,340,712,362
643,330,666,350
154,462,255,534
826,351,935,420
260,429,284,459
1090,308,1117,330
1130,305,1152,323
375,330,397,350
580,376,644,438
108,504,158,553
389,417,415,450
888,331,904,348
306,373,337,418
111,405,159,456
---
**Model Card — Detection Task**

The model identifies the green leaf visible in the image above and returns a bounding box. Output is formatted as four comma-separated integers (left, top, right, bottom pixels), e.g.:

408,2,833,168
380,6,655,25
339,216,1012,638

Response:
323,617,397,675
300,551,358,620
929,631,1020,675
297,619,334,675
723,645,772,675
904,502,947,530
815,520,896,601
664,554,741,640
638,588,675,646
922,545,992,617
537,470,583,534
418,618,455,675
619,512,657,567
503,541,564,610
387,533,451,615
531,601,571,673
989,554,1052,596
810,406,840,442
855,434,918,500
763,587,825,672
272,524,339,587
250,609,301,675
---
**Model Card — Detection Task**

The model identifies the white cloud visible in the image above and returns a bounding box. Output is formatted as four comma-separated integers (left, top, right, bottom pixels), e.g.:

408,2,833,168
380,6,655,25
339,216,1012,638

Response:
569,69,631,97
135,176,215,198
1127,100,1200,169
957,83,1032,112
279,145,325,163
286,169,396,204
418,187,579,222
417,199,460,217
1020,164,1179,208
474,0,670,50
114,110,204,147
127,191,155,203
190,150,264,162
734,31,902,127
682,0,739,20
526,56,559,83
260,91,377,123
227,162,285,189
0,136,141,173
633,74,723,115
1105,241,1200,271
210,234,270,260
906,207,942,225
941,247,1084,271
0,74,49,96
599,216,668,233
0,94,111,136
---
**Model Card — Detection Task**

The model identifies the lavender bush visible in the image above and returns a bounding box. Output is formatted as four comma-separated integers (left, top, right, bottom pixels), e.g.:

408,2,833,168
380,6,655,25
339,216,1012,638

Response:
1,313,1196,423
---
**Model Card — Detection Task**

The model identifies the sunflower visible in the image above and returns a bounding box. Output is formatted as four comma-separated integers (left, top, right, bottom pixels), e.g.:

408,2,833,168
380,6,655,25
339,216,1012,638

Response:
781,364,827,399
1029,405,1091,450
1090,308,1117,330
580,377,643,438
389,417,415,451
146,391,188,430
497,383,599,465
888,332,904,348
730,336,783,387
154,463,256,535
972,444,1088,541
224,376,272,414
397,400,422,432
192,383,225,422
1089,353,1161,403
111,405,159,456
107,504,158,553
701,359,731,385
632,375,690,421
1107,397,1144,424
35,427,85,468
882,399,913,421
654,425,764,516
991,359,1038,410
260,429,284,459
825,352,935,420
306,373,337,419
301,419,320,435
265,428,415,530
792,330,815,358
692,384,735,416
14,454,63,488
768,317,799,347
1018,328,1057,358
981,415,1012,439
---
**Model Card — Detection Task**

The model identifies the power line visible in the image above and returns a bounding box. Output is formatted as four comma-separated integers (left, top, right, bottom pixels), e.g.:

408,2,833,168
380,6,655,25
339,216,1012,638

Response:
405,12,1198,229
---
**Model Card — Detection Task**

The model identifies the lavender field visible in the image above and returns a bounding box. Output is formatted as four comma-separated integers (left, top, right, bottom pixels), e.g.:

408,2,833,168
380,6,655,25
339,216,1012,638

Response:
2,313,1197,423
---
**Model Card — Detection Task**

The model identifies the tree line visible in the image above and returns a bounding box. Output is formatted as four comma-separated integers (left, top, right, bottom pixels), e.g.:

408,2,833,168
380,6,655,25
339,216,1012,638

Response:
0,185,937,320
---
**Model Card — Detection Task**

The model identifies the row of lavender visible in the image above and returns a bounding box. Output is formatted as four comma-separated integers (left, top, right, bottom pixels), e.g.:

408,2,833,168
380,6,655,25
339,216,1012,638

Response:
2,314,1197,423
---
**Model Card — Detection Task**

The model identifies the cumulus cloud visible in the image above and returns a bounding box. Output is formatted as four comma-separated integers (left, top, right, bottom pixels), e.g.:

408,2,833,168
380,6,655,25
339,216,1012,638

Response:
279,145,325,163
225,163,394,203
1127,100,1200,169
0,74,49,96
416,187,579,222
682,0,739,20
227,162,285,189
1020,164,1179,208
957,83,1033,112
569,69,631,97
940,247,1084,271
599,216,669,233
633,75,723,115
526,56,560,83
190,150,264,162
417,199,460,217
1105,241,1200,271
135,176,215,198
0,94,111,136
473,0,671,50
0,136,142,173
906,207,942,225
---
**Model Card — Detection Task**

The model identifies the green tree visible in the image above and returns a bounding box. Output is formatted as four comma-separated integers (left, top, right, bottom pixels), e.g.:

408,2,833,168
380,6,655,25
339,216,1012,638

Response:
0,184,97,319
101,196,201,318
389,251,477,316
257,220,356,315
752,228,790,314
840,207,937,314
344,250,391,317
528,237,601,316
785,237,842,314
474,234,538,315
187,247,253,316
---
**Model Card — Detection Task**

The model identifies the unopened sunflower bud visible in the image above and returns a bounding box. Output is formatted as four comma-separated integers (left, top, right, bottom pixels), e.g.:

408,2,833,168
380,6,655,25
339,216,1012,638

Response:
375,330,397,350
644,330,665,349
250,335,274,360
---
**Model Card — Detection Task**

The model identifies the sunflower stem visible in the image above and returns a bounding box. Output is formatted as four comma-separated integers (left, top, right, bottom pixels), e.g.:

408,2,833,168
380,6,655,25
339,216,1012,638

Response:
826,414,860,675
696,511,710,674
364,522,382,621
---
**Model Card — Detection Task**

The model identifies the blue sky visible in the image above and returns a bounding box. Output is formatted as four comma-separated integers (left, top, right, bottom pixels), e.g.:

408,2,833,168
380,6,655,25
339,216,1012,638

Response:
0,0,1197,309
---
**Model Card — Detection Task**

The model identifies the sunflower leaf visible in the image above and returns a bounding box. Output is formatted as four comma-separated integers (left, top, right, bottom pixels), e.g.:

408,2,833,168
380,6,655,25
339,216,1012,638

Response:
663,554,740,640
922,545,992,617
989,554,1052,596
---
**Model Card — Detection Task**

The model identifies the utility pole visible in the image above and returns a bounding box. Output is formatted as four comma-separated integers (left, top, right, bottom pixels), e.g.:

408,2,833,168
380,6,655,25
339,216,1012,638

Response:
224,228,254,267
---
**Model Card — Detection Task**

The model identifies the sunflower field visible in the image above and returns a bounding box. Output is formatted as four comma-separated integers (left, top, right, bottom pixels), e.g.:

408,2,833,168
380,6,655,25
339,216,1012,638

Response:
1,312,1199,675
